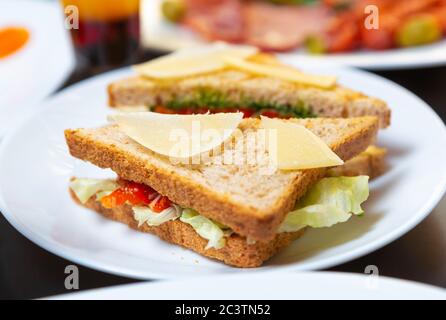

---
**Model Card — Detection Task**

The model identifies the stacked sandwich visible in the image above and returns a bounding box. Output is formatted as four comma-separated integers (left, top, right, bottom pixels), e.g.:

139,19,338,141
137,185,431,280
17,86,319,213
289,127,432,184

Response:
65,44,389,267
108,44,389,178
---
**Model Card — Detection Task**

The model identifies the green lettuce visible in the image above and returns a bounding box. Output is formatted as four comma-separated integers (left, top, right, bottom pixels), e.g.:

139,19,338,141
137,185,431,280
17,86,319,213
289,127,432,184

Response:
180,208,226,250
70,178,119,204
279,176,369,233
164,88,315,118
133,205,182,227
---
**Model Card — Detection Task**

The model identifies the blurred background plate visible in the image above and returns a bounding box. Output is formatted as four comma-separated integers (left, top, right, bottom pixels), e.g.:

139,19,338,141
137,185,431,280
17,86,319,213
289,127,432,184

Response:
0,0,75,137
142,0,446,71
0,65,446,279
48,271,446,300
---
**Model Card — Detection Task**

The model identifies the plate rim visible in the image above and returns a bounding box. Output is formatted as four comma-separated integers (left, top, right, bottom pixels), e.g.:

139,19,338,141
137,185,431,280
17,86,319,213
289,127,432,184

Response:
47,271,446,300
1,66,446,279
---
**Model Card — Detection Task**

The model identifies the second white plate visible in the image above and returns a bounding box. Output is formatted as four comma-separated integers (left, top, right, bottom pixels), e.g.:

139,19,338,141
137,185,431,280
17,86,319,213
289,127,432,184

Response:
142,0,446,70
0,66,446,279
49,271,446,300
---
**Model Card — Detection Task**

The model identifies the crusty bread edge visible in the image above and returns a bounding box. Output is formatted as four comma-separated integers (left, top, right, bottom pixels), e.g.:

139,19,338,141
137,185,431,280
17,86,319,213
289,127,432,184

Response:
107,78,391,128
71,190,305,268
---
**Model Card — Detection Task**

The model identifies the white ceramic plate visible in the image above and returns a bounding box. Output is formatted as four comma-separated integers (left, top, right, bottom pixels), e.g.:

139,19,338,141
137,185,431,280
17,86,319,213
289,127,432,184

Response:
0,0,75,137
0,65,446,279
142,0,446,70
49,271,446,300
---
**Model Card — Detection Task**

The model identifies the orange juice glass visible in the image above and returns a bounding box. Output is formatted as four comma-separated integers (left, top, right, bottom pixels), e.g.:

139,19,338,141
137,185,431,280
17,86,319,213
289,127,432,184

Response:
61,0,141,71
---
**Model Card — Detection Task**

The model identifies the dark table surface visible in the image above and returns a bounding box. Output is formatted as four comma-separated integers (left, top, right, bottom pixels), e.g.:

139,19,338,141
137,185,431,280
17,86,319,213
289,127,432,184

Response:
1,52,446,299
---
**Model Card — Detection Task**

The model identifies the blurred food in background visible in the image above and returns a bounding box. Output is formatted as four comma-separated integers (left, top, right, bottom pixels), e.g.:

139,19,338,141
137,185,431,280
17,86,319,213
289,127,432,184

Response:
160,0,446,53
61,0,141,72
0,26,30,59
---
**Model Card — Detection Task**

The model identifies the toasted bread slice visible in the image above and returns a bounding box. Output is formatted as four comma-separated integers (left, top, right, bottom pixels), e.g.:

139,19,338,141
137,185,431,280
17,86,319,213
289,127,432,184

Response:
71,190,304,268
65,117,378,241
108,71,390,128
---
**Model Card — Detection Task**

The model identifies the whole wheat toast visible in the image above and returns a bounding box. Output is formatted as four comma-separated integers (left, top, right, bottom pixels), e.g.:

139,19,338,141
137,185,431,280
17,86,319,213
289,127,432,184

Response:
65,117,378,241
71,190,305,268
108,71,390,128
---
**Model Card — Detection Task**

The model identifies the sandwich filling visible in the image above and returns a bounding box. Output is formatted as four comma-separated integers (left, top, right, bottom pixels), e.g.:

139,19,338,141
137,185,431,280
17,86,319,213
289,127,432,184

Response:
151,88,315,119
70,175,369,249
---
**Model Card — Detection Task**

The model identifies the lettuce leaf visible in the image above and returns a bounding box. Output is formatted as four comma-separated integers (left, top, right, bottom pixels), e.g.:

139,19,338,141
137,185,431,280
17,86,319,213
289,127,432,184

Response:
95,190,114,201
133,205,182,227
180,208,226,250
70,178,119,204
279,176,369,233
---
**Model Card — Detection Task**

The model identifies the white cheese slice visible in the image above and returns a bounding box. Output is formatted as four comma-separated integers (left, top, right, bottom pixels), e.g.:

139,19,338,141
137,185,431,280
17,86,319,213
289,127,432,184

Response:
261,116,344,170
109,112,243,159
224,56,337,88
134,43,258,79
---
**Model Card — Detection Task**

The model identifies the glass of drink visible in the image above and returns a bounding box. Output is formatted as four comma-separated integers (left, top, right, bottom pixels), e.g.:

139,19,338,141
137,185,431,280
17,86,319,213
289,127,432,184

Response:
61,0,141,73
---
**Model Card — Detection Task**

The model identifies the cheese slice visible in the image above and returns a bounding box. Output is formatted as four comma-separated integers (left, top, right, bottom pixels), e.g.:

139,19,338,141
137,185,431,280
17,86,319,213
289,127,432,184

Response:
134,43,258,79
247,53,284,66
224,56,337,89
261,116,344,170
109,112,243,159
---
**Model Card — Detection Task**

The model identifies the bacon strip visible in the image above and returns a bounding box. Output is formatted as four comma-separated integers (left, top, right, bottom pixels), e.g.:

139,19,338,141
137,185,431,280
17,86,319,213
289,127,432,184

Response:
242,2,332,51
182,0,331,51
183,0,244,42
